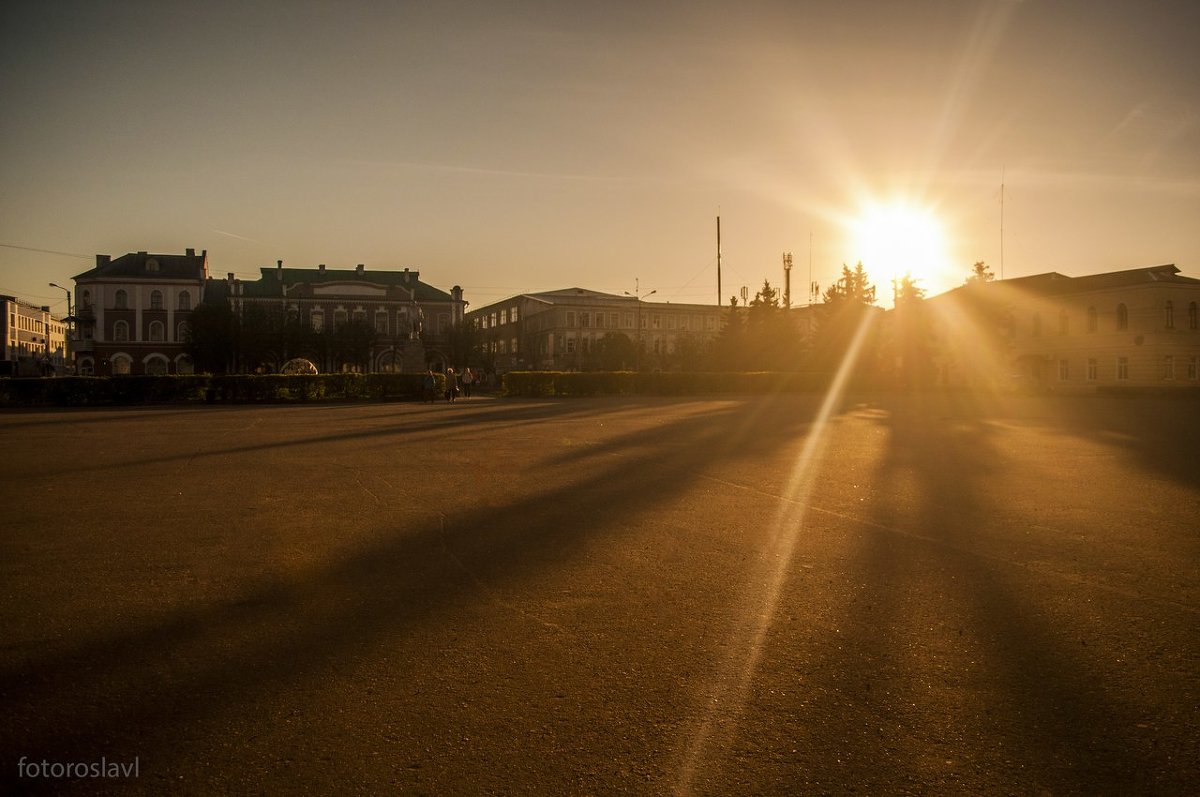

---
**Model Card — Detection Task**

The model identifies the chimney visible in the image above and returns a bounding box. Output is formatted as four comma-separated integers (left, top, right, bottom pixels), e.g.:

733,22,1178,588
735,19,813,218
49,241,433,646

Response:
318,263,326,274
96,254,111,268
227,272,235,283
276,259,283,278
201,249,207,258
356,263,365,275
186,248,195,257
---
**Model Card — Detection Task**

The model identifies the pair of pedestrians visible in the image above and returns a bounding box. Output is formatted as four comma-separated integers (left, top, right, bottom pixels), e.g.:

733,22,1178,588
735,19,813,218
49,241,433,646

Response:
442,367,477,402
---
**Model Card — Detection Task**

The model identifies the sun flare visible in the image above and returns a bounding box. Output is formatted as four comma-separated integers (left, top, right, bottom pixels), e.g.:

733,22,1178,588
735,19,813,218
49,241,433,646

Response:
847,200,953,298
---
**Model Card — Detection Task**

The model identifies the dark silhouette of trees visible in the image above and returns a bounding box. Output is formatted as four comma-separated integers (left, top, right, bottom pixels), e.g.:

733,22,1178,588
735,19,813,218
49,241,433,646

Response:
183,302,239,373
965,260,995,285
812,262,879,374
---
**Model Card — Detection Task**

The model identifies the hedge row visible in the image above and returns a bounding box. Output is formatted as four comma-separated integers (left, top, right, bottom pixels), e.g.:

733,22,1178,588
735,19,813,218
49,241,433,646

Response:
500,371,876,397
0,373,445,407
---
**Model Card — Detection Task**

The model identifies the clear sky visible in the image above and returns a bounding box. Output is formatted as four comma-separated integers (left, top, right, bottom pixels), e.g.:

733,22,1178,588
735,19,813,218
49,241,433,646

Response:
2,0,1198,315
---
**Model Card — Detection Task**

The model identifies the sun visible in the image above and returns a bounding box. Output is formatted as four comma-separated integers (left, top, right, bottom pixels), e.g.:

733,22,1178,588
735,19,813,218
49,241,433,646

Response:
846,199,953,298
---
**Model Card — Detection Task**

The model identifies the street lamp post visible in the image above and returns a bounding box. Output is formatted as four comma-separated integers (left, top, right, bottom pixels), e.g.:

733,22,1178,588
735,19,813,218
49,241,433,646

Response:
48,282,73,375
623,281,656,371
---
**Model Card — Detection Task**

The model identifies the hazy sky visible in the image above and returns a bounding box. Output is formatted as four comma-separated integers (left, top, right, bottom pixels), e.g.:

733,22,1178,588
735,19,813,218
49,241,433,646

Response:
3,0,1198,315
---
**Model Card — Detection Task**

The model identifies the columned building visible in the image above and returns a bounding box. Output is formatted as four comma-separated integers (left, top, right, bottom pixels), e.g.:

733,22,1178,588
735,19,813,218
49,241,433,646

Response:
71,250,208,376
467,288,721,373
207,262,466,373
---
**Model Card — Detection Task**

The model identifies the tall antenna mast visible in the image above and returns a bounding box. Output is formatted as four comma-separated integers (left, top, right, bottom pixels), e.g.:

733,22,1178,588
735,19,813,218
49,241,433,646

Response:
716,215,722,306
808,231,814,304
1000,166,1005,280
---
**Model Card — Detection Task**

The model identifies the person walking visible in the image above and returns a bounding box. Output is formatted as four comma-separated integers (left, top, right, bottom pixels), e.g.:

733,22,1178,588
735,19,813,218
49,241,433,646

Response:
421,369,436,403
444,367,458,402
461,367,475,399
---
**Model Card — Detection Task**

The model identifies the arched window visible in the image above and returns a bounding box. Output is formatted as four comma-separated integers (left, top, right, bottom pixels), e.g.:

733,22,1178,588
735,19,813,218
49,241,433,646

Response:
1165,301,1175,329
148,321,164,342
145,356,168,375
1190,302,1198,330
1116,303,1128,331
177,321,189,341
1087,306,1097,333
176,355,194,375
114,289,128,309
79,356,95,375
178,291,191,311
81,290,92,310
150,290,164,310
111,354,132,375
113,320,129,342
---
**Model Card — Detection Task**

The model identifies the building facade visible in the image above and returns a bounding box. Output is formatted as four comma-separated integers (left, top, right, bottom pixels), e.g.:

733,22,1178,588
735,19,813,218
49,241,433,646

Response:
930,264,1200,390
71,250,208,376
467,288,722,372
1,296,69,376
208,261,466,373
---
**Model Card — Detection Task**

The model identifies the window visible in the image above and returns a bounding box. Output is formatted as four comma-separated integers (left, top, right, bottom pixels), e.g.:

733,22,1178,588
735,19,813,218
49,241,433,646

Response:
148,321,164,342
667,315,677,330
111,355,131,376
145,258,159,273
511,337,518,354
113,320,129,342
580,312,590,328
1058,310,1068,335
352,308,366,324
1116,303,1128,331
1189,356,1198,381
566,311,576,327
1165,301,1175,329
1190,302,1198,330
595,313,604,329
1087,358,1098,381
652,315,661,329
490,312,498,328
511,306,519,323
177,355,194,375
178,291,191,311
333,309,348,328
1164,356,1175,380
1058,359,1069,381
311,310,324,332
150,290,163,310
498,338,507,355
178,321,189,341
500,309,508,325
1086,306,1097,333
566,336,576,354
609,313,619,328
145,356,168,375
706,316,716,331
1117,356,1129,381
115,289,128,309
623,313,633,328
375,312,388,334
